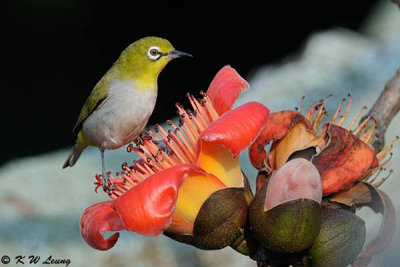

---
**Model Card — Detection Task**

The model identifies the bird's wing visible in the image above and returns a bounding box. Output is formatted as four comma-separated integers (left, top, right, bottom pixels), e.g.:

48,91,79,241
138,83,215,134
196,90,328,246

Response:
73,78,109,135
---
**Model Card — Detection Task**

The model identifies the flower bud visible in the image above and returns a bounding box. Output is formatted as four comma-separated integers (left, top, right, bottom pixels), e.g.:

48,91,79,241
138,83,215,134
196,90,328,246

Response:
265,158,322,210
307,208,366,267
165,187,253,250
249,159,322,253
192,187,252,249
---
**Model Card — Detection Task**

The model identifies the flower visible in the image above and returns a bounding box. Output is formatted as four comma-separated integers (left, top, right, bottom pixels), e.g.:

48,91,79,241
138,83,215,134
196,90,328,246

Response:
249,95,397,195
81,65,270,250
263,158,322,211
249,158,323,253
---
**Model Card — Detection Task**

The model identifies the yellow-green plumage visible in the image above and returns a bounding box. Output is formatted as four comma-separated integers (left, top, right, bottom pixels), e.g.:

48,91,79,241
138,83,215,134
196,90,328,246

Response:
72,37,176,138
63,36,191,190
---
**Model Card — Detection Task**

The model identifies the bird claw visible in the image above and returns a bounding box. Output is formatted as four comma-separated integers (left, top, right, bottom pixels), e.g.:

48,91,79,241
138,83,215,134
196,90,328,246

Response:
153,140,172,155
102,171,115,193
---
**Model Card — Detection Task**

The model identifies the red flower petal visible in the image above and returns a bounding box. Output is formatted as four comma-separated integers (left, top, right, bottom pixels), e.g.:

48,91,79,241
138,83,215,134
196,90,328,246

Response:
312,124,379,195
80,201,125,251
249,111,312,170
206,65,250,115
199,102,270,158
112,164,202,236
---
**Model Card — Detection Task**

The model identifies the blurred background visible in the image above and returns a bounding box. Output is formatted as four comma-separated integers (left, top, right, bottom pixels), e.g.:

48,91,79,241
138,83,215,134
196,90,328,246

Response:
0,0,381,165
1,0,400,266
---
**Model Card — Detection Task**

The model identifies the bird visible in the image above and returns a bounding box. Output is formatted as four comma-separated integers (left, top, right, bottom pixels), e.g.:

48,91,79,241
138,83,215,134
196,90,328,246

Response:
62,36,192,191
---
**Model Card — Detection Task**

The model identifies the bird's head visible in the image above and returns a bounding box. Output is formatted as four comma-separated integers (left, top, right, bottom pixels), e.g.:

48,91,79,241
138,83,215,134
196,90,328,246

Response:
117,36,192,89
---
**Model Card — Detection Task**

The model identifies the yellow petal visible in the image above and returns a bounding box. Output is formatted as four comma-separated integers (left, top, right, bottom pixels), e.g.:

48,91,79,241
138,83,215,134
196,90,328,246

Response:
197,141,244,188
270,122,316,170
168,171,226,235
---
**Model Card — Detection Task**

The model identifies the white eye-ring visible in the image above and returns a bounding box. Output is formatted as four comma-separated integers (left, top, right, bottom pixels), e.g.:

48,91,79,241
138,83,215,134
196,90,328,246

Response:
147,46,161,60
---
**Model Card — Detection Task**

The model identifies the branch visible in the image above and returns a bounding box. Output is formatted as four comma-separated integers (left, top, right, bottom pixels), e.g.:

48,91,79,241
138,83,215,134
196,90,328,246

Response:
365,69,400,152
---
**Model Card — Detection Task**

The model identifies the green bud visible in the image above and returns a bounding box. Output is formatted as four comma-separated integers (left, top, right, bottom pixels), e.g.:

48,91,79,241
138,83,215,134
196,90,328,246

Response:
166,186,253,250
164,173,254,250
249,160,322,253
250,196,321,253
307,208,366,267
192,187,252,250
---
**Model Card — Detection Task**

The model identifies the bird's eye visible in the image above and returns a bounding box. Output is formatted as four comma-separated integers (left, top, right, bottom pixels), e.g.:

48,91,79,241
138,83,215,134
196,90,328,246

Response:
150,49,158,56
147,46,161,60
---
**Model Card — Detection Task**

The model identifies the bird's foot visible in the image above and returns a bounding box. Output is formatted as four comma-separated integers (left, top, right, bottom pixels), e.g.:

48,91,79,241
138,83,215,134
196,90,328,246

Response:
102,171,115,193
153,139,172,155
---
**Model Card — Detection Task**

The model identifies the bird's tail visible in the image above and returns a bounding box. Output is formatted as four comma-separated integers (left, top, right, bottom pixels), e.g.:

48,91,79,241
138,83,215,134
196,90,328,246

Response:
62,144,84,168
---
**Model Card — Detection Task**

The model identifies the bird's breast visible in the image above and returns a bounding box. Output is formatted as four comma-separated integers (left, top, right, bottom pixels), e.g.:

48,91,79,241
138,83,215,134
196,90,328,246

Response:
82,79,157,149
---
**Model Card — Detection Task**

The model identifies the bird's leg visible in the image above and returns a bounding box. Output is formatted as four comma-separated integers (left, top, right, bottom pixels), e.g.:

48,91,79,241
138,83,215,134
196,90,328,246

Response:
153,139,172,155
100,148,114,192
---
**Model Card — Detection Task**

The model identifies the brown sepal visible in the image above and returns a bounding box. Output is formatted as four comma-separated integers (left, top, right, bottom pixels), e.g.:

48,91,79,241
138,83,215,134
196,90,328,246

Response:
312,124,379,195
256,171,271,192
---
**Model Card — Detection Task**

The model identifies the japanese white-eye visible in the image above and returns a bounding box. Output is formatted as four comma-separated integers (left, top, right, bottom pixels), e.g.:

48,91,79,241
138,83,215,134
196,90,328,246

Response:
62,36,192,191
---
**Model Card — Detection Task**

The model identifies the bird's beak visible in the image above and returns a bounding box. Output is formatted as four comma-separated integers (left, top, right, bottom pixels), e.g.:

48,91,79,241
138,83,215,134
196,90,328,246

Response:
167,50,193,58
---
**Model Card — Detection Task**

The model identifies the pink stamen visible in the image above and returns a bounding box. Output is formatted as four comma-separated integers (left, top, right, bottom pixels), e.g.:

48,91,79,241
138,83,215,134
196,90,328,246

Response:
147,128,160,141
95,93,221,197
203,95,219,121
177,105,200,139
331,97,346,124
190,95,212,126
337,94,352,127
299,96,306,114
168,121,196,161
305,99,322,121
167,125,196,163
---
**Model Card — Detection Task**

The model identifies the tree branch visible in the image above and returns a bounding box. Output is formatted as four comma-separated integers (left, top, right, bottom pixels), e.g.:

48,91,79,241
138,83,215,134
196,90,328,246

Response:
365,69,400,152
